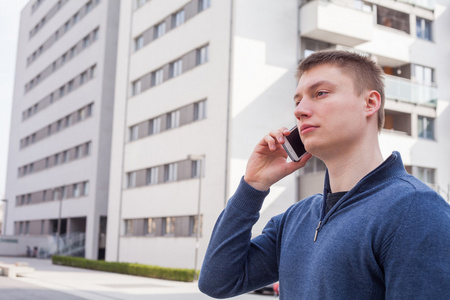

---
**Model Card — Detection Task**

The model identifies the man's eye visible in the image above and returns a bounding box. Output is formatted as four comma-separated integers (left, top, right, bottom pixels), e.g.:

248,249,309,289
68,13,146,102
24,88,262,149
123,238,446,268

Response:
316,91,327,97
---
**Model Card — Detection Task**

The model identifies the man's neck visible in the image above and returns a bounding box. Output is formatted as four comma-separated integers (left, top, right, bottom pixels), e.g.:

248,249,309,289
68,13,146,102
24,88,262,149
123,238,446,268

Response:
323,140,384,193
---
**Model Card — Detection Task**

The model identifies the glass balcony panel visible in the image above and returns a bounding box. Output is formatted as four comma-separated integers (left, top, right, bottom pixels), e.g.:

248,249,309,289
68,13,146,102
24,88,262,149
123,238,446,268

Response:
384,75,437,107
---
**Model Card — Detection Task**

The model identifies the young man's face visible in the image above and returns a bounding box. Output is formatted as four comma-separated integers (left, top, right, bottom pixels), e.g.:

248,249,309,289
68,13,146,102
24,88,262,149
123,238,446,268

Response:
293,63,369,159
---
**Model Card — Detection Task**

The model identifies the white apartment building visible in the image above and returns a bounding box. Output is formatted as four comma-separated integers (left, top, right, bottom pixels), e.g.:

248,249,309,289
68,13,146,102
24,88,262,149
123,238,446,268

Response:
107,0,449,271
5,0,447,269
3,0,120,259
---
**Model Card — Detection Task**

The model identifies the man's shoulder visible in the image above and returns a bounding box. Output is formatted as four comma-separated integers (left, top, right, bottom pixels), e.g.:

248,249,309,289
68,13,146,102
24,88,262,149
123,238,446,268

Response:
284,193,323,217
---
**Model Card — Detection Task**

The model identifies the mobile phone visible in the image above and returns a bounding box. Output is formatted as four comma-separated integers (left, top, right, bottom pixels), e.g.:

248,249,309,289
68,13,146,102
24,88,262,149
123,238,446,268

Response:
282,125,307,162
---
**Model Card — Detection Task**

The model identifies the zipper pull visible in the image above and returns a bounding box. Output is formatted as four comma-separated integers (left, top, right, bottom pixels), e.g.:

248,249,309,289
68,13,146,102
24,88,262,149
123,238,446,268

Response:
314,221,322,242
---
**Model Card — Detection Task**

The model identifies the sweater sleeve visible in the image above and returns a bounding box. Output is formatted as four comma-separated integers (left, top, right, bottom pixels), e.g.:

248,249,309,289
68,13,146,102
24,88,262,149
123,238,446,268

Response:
383,190,450,299
198,177,280,299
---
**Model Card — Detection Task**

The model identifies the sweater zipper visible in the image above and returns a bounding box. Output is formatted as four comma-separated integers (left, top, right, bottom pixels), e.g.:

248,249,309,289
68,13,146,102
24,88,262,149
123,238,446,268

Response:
314,221,322,242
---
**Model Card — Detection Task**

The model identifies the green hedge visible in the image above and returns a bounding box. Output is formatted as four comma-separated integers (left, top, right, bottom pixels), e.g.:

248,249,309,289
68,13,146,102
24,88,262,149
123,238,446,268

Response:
52,255,198,282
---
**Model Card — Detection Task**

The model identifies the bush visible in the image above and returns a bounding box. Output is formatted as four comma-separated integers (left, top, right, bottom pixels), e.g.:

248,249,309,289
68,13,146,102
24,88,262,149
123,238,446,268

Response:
52,255,198,282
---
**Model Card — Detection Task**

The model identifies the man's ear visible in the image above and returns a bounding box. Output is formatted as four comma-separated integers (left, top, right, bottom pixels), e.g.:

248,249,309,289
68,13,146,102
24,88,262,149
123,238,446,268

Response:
365,90,381,118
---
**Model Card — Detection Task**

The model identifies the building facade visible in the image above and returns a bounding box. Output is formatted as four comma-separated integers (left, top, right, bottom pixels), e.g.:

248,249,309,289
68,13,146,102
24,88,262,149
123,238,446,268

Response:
4,0,120,259
106,0,449,270
4,0,448,269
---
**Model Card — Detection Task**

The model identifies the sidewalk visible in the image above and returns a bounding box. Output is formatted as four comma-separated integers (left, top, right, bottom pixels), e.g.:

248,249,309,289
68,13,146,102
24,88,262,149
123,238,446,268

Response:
0,256,205,300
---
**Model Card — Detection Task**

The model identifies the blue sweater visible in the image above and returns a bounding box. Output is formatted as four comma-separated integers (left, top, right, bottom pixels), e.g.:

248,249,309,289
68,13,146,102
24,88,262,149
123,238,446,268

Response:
199,152,450,299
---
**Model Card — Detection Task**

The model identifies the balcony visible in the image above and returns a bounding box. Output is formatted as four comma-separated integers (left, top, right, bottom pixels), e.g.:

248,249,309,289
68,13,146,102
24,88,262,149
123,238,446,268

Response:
384,75,438,107
398,0,435,10
299,0,373,47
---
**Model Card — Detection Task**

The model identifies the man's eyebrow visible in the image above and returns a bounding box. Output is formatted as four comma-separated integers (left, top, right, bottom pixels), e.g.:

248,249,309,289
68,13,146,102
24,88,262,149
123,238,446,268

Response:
293,80,337,101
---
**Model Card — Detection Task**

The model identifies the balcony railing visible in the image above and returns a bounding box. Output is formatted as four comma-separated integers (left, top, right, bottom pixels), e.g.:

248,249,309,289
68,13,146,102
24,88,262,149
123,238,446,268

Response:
397,0,435,10
384,75,438,107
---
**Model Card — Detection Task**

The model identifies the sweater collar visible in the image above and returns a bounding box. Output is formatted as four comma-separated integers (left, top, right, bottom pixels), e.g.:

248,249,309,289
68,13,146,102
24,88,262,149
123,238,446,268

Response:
322,151,406,201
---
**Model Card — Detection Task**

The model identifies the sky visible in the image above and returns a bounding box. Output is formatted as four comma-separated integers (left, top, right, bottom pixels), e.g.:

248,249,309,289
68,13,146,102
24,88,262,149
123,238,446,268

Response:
0,0,29,201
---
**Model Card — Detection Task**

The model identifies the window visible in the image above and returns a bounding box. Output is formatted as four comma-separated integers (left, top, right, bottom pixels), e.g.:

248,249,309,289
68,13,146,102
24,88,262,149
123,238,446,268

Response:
90,65,96,78
125,220,133,235
194,100,207,120
67,80,74,92
84,142,91,156
132,80,141,95
53,189,60,200
73,13,80,24
376,6,410,34
154,22,166,39
191,160,201,178
146,167,159,185
64,21,70,32
45,157,49,168
170,59,183,78
162,217,175,235
74,146,79,159
31,133,36,143
418,116,434,140
127,172,137,188
86,1,93,12
135,35,144,51
152,69,164,86
92,28,99,41
190,216,201,236
61,53,67,64
62,150,68,163
50,93,54,103
164,163,178,182
149,117,161,135
166,110,180,129
417,167,435,185
82,36,90,48
80,71,88,84
82,181,90,196
43,190,47,202
54,153,60,165
55,31,59,41
59,86,65,97
73,184,80,197
87,104,93,117
27,194,32,204
65,115,71,127
57,119,63,131
172,10,185,28
78,107,87,121
146,218,156,235
416,17,432,41
70,46,76,58
196,45,209,65
25,221,30,234
52,62,57,71
61,186,67,199
413,65,434,85
129,125,139,141
198,0,211,12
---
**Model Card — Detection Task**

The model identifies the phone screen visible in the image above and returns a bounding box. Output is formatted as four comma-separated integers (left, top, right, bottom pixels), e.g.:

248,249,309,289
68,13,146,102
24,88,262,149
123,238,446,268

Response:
283,126,307,161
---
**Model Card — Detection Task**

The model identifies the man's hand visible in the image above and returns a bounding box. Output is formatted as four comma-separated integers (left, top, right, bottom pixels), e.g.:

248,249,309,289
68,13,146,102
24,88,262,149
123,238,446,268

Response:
244,127,312,191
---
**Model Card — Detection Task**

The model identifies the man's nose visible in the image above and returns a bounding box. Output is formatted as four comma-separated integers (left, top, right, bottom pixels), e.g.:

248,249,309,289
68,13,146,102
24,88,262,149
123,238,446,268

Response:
294,99,312,120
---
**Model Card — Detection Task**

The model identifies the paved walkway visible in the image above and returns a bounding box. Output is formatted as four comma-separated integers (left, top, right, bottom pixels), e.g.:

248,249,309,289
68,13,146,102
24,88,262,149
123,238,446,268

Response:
0,256,204,300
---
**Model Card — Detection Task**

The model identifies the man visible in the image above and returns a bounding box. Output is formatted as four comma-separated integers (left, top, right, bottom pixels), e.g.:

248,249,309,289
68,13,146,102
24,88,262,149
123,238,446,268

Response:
198,50,450,299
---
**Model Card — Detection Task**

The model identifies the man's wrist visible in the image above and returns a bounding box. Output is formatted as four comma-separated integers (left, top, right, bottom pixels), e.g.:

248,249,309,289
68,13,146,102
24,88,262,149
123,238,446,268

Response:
243,176,270,192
